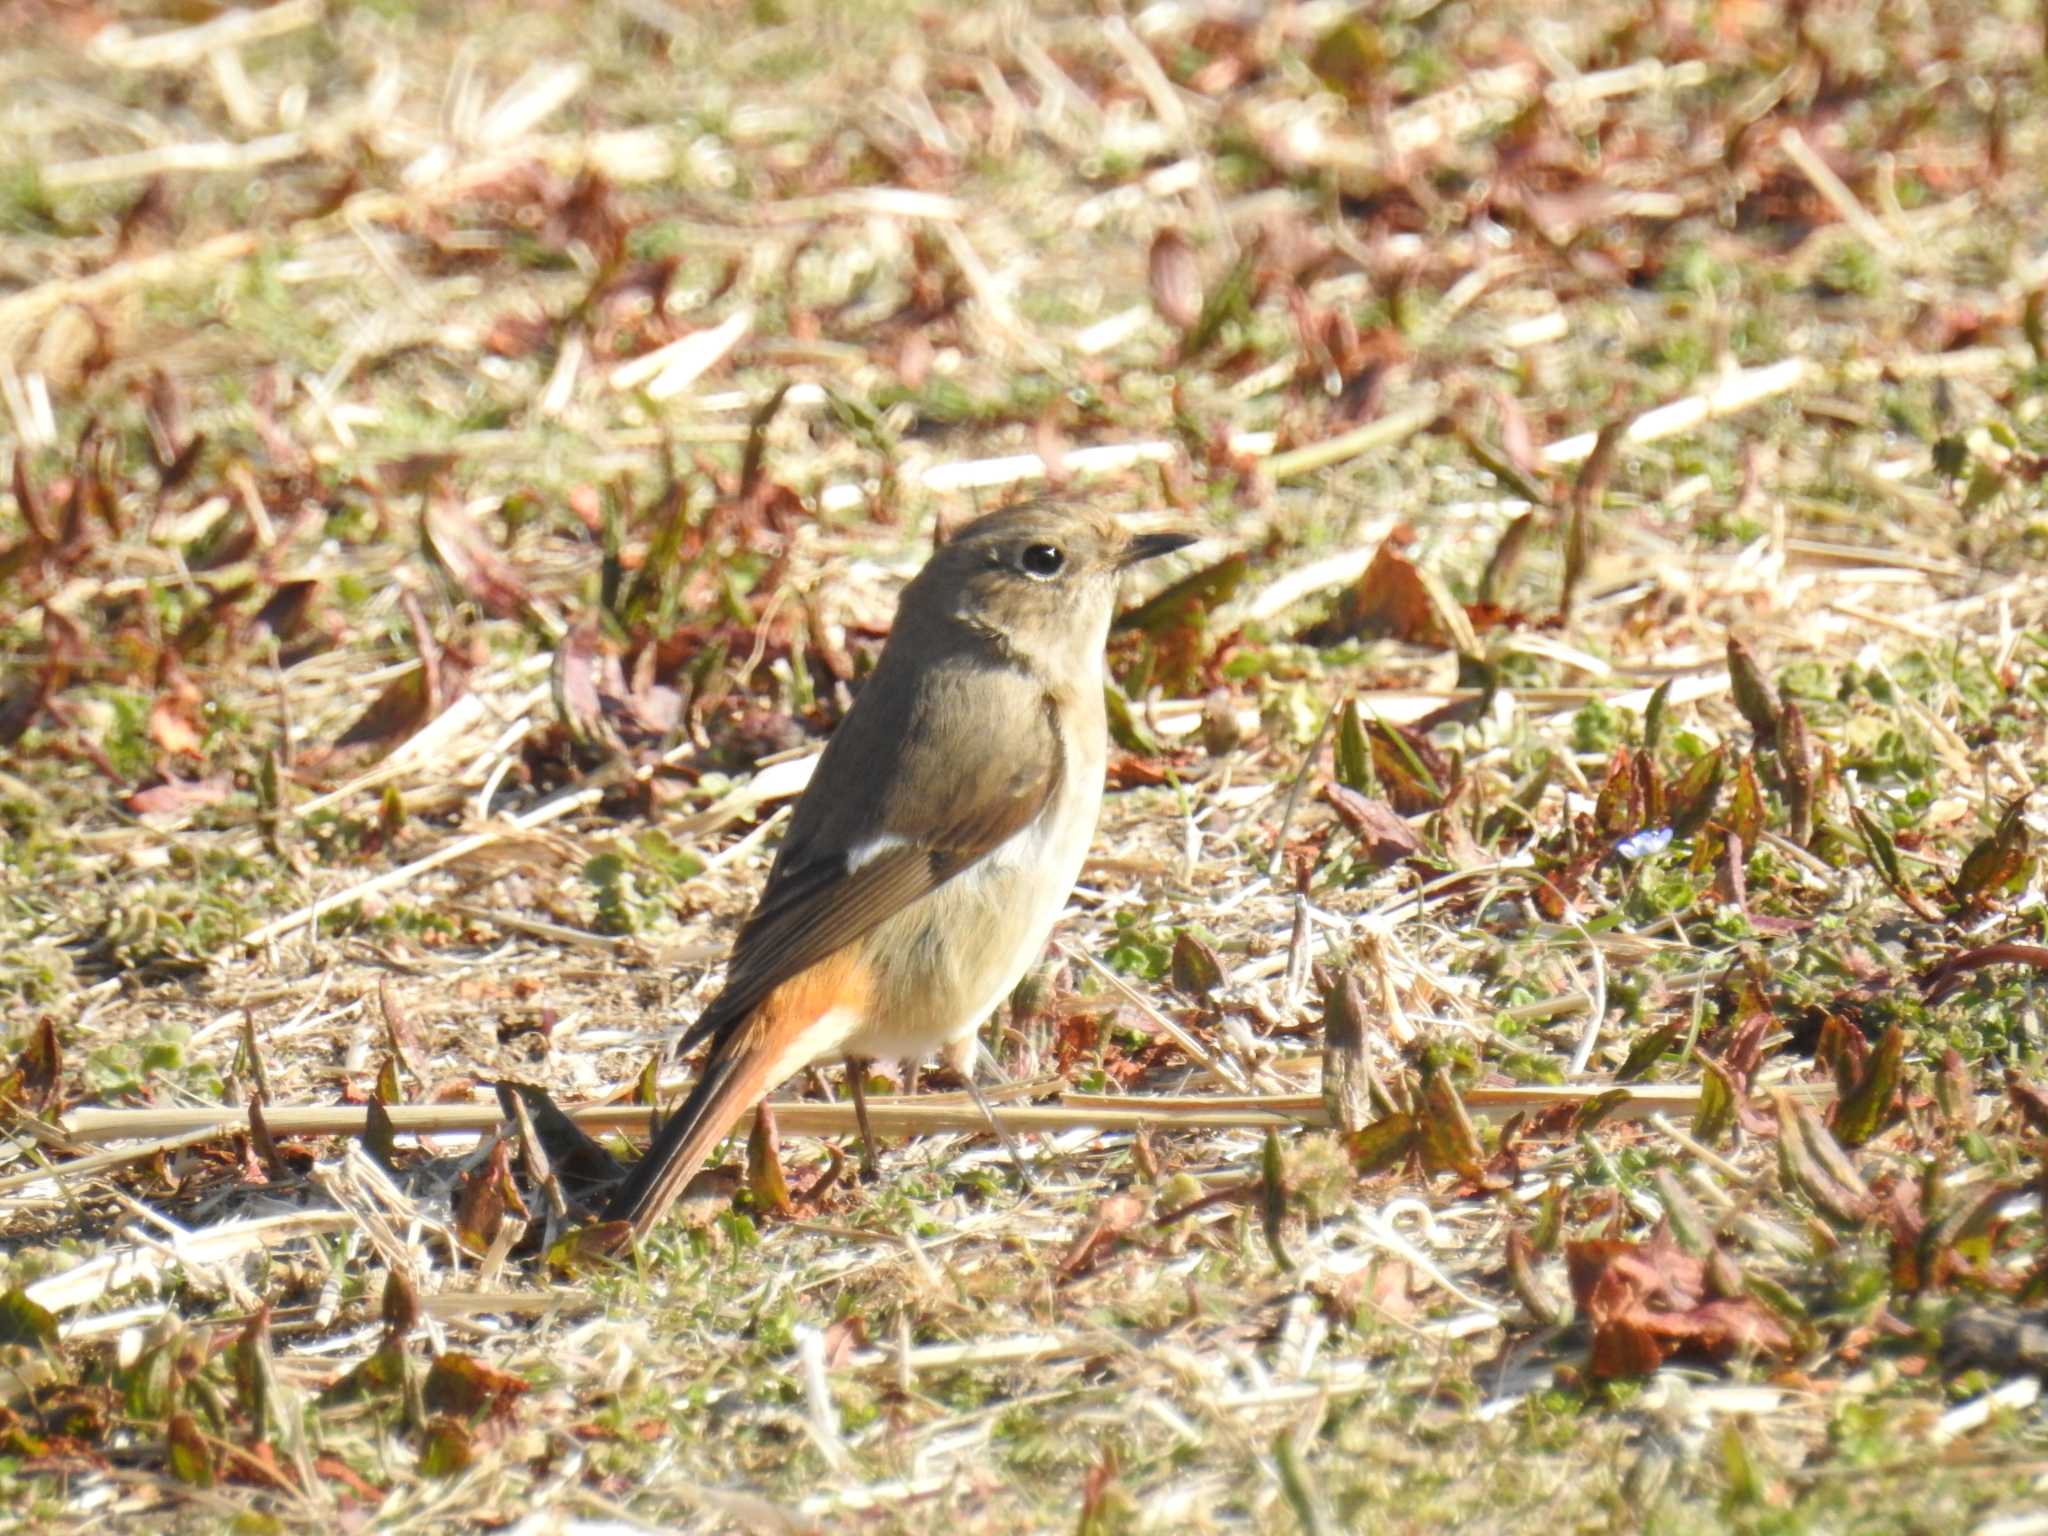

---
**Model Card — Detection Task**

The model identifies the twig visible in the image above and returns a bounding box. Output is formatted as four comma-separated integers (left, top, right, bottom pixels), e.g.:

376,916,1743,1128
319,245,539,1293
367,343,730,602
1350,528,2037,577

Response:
1565,926,1610,1077
237,782,605,948
1263,400,1441,481
1266,700,1339,881
1778,128,1898,257
43,134,310,188
1540,358,1810,466
89,0,323,69
46,1080,1825,1147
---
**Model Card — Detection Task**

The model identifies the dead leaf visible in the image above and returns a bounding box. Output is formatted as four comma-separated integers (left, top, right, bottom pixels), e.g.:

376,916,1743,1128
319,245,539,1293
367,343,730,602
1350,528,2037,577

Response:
1566,1226,1793,1377
126,776,232,816
1323,783,1426,867
454,1140,527,1254
147,693,205,759
1302,538,1448,648
422,490,533,622
1365,717,1455,815
1059,1193,1150,1279
423,1352,529,1422
1148,228,1202,332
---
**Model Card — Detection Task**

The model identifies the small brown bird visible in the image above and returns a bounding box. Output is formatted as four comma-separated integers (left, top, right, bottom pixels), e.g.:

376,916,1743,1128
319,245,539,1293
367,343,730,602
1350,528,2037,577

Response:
605,503,1194,1237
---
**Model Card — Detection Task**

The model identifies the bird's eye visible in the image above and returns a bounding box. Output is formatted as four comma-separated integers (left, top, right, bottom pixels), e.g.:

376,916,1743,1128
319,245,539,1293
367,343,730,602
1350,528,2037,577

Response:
1019,542,1065,578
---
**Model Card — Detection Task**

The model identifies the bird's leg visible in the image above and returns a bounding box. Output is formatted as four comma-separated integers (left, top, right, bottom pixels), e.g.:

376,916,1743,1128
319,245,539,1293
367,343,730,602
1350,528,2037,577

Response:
844,1055,880,1179
955,1036,1039,1195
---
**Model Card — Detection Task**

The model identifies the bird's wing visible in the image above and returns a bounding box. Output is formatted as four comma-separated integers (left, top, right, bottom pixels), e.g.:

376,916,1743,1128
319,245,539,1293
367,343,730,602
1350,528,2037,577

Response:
680,658,1064,1054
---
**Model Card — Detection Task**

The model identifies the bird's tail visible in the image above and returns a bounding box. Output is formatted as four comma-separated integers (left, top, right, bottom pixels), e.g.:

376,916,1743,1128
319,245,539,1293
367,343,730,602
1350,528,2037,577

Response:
603,1045,774,1237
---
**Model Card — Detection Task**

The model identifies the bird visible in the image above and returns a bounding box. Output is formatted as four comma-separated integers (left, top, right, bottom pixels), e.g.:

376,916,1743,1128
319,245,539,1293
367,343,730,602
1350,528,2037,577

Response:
604,502,1196,1238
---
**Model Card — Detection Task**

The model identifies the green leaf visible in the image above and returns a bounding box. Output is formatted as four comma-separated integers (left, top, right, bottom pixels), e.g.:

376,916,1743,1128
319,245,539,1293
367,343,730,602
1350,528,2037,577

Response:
1103,683,1161,755
1727,755,1764,846
166,1411,214,1487
0,1288,58,1350
417,1416,474,1477
1114,553,1246,635
320,1341,409,1406
1649,1168,1714,1257
746,1101,793,1217
1726,634,1781,738
1850,807,1905,888
1643,679,1673,754
1345,1112,1416,1175
1692,1055,1736,1145
1417,1067,1485,1177
1169,930,1226,997
1615,1020,1683,1083
1334,697,1372,793
1950,798,2031,911
1182,244,1258,359
546,1222,634,1273
1308,13,1387,102
1260,1128,1293,1271
1572,1088,1636,1134
1666,747,1724,840
1834,1025,1905,1146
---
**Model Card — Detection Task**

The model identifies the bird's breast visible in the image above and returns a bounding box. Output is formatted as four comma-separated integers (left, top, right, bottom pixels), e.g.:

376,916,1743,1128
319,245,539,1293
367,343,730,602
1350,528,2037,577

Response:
847,765,1103,1063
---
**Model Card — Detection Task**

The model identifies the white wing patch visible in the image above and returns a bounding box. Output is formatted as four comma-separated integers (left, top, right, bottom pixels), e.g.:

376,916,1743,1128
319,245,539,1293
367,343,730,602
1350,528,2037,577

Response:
844,832,911,873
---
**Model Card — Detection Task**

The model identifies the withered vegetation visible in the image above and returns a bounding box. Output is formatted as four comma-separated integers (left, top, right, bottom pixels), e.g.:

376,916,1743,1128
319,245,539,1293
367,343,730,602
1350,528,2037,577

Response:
4,0,2048,1529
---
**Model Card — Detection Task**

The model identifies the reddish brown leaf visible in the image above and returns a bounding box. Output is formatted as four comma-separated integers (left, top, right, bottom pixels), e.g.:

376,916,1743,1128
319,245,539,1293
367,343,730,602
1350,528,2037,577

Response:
1566,1226,1793,1377
147,693,205,759
1592,745,1641,839
423,1352,529,1422
1322,783,1426,866
1921,943,2048,1006
422,490,532,621
1948,800,2031,913
1364,717,1454,815
250,580,319,646
454,1140,526,1255
13,1018,62,1113
381,1268,421,1343
1506,1228,1565,1325
819,1315,867,1369
126,776,232,816
1303,538,1450,649
315,1452,386,1502
1477,511,1537,608
1935,1047,1977,1133
1148,229,1202,331
1169,930,1226,998
746,1101,793,1217
1666,746,1725,839
1058,1193,1150,1280
1320,970,1378,1134
2005,1069,2048,1137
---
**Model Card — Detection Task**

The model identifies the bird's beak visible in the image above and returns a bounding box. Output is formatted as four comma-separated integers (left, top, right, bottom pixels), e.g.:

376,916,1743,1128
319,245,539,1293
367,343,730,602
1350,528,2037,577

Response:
1118,528,1200,568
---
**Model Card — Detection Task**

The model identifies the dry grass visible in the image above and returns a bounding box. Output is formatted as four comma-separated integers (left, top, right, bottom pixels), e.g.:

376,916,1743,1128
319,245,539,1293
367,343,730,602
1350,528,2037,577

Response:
4,0,2048,1530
